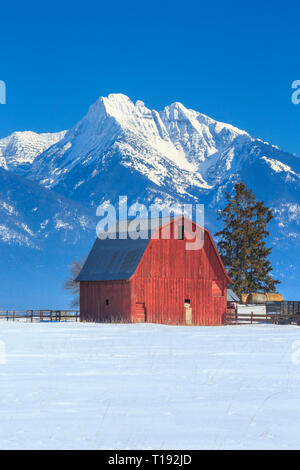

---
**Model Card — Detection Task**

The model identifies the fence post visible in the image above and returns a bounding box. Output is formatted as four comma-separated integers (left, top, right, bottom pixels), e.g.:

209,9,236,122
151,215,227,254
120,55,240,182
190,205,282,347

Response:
251,311,253,324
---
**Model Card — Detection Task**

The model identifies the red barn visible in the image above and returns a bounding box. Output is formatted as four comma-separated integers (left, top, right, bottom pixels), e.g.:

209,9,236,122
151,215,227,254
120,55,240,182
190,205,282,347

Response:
76,217,232,325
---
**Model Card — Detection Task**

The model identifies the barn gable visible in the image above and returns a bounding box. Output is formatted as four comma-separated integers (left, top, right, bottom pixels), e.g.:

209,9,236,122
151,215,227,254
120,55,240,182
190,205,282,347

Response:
131,218,231,284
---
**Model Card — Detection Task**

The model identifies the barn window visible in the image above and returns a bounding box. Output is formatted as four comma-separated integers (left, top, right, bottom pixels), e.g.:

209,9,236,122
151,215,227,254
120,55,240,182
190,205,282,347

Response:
184,299,190,304
212,281,224,297
105,299,109,306
177,224,184,240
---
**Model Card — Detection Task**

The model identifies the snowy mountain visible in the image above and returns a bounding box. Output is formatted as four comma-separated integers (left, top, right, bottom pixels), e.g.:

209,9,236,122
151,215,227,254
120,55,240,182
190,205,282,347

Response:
28,94,251,204
28,94,300,210
0,167,94,249
0,93,299,305
0,167,96,308
0,130,66,173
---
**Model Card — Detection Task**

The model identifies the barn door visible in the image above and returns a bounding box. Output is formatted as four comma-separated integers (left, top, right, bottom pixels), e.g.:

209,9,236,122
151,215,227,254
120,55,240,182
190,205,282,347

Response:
133,303,146,323
184,300,192,325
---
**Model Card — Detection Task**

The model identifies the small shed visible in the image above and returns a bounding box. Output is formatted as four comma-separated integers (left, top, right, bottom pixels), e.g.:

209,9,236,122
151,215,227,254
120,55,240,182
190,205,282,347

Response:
76,217,232,325
227,288,239,303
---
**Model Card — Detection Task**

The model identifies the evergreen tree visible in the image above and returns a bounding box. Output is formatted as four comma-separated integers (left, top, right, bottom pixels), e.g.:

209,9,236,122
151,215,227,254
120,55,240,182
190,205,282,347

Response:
215,182,280,296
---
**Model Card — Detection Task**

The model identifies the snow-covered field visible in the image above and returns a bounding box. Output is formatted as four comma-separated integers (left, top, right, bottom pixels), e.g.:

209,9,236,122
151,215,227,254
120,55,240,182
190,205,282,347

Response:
0,322,300,450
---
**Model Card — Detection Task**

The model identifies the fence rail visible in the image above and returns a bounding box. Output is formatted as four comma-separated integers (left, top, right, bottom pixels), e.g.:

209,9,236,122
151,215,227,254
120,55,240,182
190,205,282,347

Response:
0,310,80,322
225,308,300,325
266,301,300,315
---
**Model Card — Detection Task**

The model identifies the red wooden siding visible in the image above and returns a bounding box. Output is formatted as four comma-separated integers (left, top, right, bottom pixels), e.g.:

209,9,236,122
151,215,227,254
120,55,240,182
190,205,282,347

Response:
131,224,228,325
80,280,131,322
212,280,224,297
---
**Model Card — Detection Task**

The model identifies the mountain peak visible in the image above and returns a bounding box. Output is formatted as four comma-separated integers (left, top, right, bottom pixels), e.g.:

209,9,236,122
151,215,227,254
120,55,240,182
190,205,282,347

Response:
88,93,135,116
27,93,280,191
80,93,148,133
168,101,187,111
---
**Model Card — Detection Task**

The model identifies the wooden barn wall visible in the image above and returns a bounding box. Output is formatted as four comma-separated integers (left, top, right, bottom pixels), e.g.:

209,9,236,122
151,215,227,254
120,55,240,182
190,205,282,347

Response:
80,280,131,322
132,230,227,326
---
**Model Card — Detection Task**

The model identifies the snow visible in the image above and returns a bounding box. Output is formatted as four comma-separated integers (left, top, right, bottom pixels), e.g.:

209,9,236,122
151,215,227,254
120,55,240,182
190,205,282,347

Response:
261,156,299,176
0,130,66,172
54,219,73,230
19,223,35,237
273,203,300,225
26,93,255,192
1,322,300,450
16,93,298,214
0,224,37,248
0,201,17,216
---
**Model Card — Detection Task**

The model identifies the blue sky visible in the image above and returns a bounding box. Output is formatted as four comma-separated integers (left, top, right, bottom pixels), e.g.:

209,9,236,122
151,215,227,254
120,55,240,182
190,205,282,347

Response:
1,0,300,156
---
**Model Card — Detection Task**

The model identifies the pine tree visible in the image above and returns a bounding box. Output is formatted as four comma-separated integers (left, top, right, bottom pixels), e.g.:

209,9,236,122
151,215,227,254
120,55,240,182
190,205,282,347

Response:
215,182,280,296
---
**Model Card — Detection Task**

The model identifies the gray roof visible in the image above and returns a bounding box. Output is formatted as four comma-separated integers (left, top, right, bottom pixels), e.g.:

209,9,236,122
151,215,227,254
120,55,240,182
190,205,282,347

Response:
227,288,239,302
76,236,150,281
76,218,173,281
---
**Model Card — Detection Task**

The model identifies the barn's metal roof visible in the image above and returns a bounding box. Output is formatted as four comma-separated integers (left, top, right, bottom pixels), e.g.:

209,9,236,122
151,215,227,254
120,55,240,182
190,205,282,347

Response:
76,235,150,281
76,218,169,281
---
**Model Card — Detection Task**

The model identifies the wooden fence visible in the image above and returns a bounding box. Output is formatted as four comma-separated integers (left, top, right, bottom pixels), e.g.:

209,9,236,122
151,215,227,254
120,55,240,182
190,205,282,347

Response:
267,301,300,316
0,310,80,322
225,307,300,325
